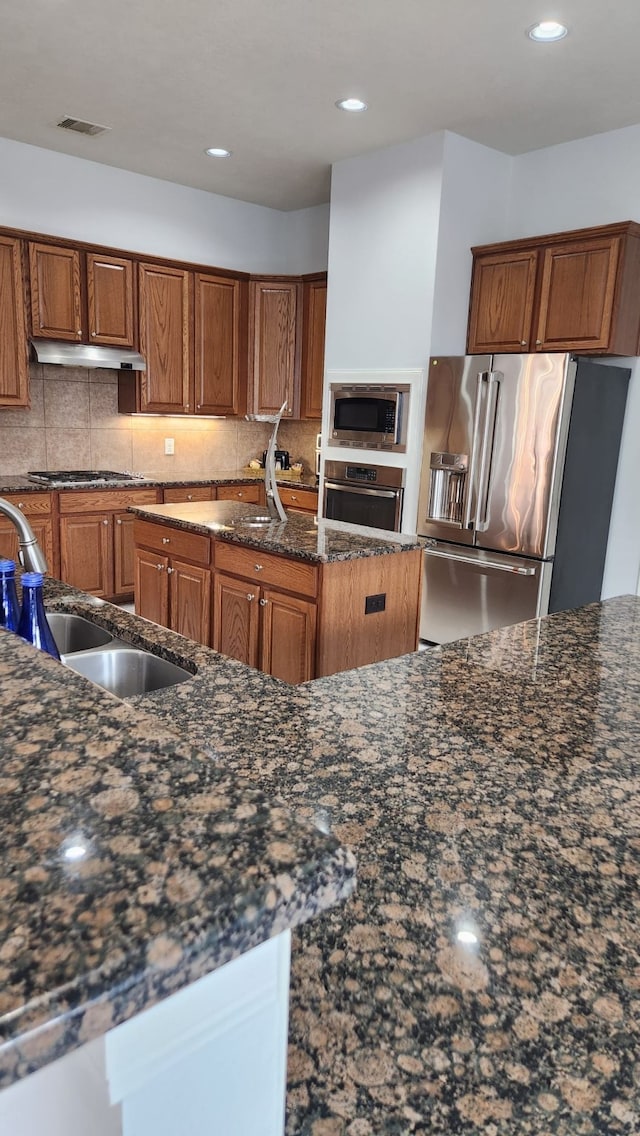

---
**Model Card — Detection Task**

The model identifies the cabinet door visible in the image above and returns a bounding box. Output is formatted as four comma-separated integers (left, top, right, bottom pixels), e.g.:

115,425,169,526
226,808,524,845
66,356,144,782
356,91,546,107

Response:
169,559,211,645
536,237,621,351
60,514,113,597
0,236,29,407
0,518,55,574
260,588,316,684
212,572,259,667
29,243,82,341
194,273,245,415
134,548,169,625
249,281,300,418
300,278,326,419
467,250,538,352
113,512,136,596
87,253,134,347
138,263,191,413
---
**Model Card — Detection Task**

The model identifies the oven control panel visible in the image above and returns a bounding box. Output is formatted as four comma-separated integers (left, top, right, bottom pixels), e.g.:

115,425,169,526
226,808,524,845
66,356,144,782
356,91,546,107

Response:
345,466,378,482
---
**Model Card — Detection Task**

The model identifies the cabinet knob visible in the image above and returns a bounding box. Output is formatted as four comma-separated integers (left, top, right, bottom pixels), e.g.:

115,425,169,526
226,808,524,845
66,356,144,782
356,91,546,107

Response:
290,494,297,501
102,518,109,526
77,329,82,337
156,563,165,571
246,592,255,601
162,537,171,544
254,563,263,572
197,404,201,410
167,566,174,574
259,598,268,607
237,491,244,497
116,518,122,525
91,332,97,338
17,502,24,511
520,340,526,346
536,339,542,346
184,405,189,411
187,494,193,501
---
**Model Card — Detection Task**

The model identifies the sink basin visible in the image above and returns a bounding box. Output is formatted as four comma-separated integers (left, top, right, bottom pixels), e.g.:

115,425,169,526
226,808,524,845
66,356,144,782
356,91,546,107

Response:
62,647,192,697
47,612,113,654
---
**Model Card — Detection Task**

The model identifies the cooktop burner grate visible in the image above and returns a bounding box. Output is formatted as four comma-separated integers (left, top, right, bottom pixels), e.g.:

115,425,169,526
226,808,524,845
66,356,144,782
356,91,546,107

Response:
27,470,147,485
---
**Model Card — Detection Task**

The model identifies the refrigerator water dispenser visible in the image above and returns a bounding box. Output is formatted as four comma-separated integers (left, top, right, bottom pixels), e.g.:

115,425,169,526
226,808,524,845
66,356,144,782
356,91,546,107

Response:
427,452,468,525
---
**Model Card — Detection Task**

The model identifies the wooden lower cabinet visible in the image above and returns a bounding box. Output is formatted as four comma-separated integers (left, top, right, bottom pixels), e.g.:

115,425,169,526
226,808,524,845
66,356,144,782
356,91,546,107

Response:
216,483,263,504
0,492,57,576
60,514,113,597
260,587,316,684
170,560,211,643
134,547,169,627
213,572,260,668
133,518,212,644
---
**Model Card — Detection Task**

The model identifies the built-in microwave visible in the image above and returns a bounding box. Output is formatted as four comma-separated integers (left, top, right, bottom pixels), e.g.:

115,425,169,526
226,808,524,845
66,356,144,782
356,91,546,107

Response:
329,384,410,452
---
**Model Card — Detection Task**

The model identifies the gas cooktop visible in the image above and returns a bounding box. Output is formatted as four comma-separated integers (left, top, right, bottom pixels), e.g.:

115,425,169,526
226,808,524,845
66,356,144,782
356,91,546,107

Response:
28,470,150,486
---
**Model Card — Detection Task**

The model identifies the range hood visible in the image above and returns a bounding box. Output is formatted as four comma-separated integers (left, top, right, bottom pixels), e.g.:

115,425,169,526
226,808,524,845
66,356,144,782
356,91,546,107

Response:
31,340,146,371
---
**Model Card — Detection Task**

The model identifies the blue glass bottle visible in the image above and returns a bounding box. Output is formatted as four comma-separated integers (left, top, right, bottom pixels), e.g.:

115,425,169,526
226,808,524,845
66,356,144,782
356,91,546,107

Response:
0,559,20,632
17,572,61,660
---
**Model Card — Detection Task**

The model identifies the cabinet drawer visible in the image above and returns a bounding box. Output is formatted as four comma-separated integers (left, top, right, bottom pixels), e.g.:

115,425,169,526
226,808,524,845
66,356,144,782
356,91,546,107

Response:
216,482,262,503
60,488,160,514
278,486,318,512
163,486,216,504
215,541,317,597
1,492,52,516
134,519,211,565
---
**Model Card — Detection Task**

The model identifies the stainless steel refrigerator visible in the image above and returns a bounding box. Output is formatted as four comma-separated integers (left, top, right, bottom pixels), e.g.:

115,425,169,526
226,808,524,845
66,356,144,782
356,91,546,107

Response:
418,354,630,643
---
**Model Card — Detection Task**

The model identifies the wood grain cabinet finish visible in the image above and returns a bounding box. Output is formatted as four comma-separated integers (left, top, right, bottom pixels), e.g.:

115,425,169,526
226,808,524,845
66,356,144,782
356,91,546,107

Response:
59,489,160,600
212,572,260,669
277,486,319,514
300,277,326,419
138,263,191,413
86,253,135,346
133,519,212,645
468,222,640,356
162,486,216,504
0,493,56,575
260,587,316,684
216,482,263,504
248,279,301,418
0,236,29,407
29,242,82,341
194,273,246,415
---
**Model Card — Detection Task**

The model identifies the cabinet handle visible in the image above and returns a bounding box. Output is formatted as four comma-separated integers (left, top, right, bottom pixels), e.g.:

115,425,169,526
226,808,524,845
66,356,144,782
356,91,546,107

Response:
259,598,268,607
246,592,255,601
162,537,171,544
254,563,263,572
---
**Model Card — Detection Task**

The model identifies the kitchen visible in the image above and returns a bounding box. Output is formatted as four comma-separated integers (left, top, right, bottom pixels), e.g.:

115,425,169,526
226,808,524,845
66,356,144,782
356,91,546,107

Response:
2,1,640,1133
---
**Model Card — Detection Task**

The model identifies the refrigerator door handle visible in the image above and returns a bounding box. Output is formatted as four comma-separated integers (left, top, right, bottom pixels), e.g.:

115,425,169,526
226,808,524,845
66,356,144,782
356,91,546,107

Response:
423,545,537,576
463,371,489,530
474,372,500,532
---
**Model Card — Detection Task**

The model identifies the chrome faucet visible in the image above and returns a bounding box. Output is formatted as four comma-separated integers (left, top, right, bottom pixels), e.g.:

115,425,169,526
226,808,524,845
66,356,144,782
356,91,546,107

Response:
0,496,48,573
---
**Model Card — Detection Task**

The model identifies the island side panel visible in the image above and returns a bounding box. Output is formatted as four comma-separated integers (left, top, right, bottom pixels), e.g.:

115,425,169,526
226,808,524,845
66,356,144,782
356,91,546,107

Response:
317,548,422,677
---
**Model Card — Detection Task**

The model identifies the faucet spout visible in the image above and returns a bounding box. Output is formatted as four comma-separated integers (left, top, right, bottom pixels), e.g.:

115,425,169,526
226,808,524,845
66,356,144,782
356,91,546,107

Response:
0,496,48,573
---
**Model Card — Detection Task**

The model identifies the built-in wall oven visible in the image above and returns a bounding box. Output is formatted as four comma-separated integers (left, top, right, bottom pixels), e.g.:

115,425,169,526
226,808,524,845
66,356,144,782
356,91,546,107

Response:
323,460,404,532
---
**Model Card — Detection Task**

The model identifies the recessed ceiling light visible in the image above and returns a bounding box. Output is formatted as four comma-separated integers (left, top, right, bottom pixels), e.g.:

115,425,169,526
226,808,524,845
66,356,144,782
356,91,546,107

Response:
205,147,232,159
528,20,568,41
335,97,368,113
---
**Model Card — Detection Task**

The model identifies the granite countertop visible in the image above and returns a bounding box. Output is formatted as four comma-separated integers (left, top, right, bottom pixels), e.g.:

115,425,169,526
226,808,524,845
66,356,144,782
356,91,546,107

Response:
4,580,640,1133
0,606,356,1089
0,470,318,494
130,500,421,563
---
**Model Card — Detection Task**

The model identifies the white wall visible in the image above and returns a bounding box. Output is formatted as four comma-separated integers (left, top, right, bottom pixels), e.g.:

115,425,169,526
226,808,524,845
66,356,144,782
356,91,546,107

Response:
507,127,640,598
431,133,512,354
0,136,327,274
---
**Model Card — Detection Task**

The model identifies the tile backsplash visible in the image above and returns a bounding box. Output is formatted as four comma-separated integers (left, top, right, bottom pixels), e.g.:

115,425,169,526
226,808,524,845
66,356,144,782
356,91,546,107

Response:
0,364,319,477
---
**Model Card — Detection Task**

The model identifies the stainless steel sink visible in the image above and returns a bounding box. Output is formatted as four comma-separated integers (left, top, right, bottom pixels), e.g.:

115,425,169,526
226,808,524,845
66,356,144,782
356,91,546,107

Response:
62,646,192,697
48,612,114,654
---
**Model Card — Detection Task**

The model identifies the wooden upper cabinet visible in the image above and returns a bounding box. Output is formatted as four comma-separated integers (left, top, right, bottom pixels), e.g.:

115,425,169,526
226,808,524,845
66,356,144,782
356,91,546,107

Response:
248,279,301,418
300,276,326,419
467,250,538,352
138,263,191,413
87,253,135,346
194,273,245,415
29,242,82,341
468,222,640,356
535,237,621,351
0,236,29,407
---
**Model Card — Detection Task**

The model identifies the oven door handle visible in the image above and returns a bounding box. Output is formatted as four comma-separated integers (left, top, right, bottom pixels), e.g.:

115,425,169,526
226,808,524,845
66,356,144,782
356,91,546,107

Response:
324,481,401,499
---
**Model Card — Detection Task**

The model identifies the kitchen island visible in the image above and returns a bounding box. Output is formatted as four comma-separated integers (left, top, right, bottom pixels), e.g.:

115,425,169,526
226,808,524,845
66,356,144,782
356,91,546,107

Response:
130,500,422,682
3,579,640,1134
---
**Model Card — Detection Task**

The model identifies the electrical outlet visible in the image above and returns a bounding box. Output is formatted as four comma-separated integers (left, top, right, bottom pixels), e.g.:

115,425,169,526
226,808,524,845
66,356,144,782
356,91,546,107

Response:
365,593,386,615
164,438,175,455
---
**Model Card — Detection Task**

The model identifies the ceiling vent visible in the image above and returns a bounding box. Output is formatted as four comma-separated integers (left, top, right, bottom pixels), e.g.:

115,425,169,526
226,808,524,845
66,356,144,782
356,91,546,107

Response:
56,116,111,137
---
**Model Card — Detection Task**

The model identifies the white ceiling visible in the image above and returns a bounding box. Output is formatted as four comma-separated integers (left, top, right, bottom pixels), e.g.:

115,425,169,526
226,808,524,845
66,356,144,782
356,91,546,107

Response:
2,0,640,212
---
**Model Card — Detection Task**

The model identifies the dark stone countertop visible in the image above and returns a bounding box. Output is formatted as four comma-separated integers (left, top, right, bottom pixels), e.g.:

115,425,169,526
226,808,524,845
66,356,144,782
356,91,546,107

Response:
0,470,318,494
4,577,640,1134
129,500,421,563
0,598,356,1090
